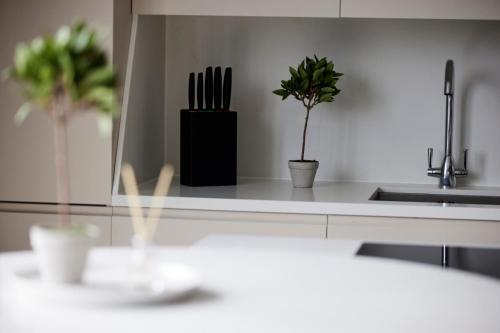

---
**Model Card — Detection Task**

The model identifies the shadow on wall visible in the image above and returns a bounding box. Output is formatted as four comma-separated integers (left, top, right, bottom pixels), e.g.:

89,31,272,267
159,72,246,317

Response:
324,72,379,181
458,71,500,184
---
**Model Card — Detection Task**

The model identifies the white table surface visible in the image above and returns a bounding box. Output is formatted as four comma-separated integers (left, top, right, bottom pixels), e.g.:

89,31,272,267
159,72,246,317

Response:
1,247,500,333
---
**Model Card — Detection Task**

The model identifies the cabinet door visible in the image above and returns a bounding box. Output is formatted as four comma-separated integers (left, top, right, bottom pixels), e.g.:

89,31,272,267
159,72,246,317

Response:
341,0,500,20
0,0,113,205
112,209,327,246
328,215,500,247
0,212,112,252
133,0,340,18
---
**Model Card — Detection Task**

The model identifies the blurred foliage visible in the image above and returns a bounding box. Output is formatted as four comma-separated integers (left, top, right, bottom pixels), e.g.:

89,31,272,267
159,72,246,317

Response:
273,55,342,110
5,21,118,129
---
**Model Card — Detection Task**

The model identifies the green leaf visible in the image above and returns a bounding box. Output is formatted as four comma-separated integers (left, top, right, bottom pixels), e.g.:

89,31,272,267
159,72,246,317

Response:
300,78,309,91
97,113,112,136
55,26,71,48
319,93,333,103
14,102,32,125
273,89,288,96
80,66,115,90
289,66,299,79
298,61,307,78
321,87,336,93
83,86,115,113
30,38,45,54
312,68,324,82
72,29,92,52
14,43,31,77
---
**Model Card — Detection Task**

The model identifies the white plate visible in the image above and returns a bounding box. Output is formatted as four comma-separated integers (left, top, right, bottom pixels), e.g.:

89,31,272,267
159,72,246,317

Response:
11,262,202,306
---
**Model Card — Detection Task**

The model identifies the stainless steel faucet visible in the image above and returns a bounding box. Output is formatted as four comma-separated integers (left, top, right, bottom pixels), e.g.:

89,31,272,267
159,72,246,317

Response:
427,60,468,189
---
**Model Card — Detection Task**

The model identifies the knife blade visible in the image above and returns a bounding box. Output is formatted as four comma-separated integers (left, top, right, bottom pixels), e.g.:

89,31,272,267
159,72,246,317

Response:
188,72,195,110
197,72,203,110
214,66,222,110
205,66,213,111
223,67,232,111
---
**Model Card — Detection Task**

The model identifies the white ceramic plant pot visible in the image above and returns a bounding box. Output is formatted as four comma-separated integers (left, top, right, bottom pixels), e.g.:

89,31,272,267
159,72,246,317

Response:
288,160,319,188
30,224,100,284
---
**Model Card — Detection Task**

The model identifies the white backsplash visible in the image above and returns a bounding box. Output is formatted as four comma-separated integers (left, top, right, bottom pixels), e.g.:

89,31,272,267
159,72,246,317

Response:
165,17,500,186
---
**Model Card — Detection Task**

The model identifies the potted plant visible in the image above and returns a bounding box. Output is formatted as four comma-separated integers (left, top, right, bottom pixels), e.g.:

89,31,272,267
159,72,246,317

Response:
273,56,342,188
5,22,117,283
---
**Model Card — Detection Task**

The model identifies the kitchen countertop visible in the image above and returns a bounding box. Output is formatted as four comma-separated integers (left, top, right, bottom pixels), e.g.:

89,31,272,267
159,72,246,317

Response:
112,178,500,221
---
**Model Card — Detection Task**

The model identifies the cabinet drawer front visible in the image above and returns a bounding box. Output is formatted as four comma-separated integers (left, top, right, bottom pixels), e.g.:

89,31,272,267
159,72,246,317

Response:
112,215,326,246
328,215,500,247
133,0,340,18
112,207,326,225
341,0,500,20
0,212,111,252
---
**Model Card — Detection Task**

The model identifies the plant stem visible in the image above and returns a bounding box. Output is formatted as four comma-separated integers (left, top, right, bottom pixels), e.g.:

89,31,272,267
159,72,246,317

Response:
301,104,312,161
53,108,71,228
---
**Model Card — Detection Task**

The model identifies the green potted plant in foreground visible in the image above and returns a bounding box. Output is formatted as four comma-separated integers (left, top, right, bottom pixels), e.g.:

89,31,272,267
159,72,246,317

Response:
273,56,342,188
5,22,117,283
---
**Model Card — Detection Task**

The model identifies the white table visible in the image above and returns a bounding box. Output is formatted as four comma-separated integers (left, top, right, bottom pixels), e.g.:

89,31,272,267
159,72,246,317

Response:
1,247,500,333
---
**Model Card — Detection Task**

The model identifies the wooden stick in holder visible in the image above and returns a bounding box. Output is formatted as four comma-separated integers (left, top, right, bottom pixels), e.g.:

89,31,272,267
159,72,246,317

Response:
146,164,174,240
121,163,174,242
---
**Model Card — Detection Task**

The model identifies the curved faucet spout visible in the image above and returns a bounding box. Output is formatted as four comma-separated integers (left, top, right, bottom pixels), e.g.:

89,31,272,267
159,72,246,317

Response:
444,60,454,96
427,59,468,189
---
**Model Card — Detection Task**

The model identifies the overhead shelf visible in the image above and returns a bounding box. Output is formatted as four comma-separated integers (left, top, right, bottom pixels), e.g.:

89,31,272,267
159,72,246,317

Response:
133,0,500,21
132,0,341,18
341,0,500,20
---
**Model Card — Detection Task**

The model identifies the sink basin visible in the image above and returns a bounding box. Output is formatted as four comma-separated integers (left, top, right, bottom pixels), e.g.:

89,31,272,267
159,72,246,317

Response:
370,189,500,206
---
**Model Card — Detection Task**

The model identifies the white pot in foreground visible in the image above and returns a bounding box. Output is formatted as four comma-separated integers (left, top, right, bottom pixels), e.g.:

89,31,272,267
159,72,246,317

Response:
30,224,100,284
288,160,319,188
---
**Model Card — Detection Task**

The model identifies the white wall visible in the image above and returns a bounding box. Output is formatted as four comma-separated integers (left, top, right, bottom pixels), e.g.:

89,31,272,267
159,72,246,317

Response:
165,17,500,186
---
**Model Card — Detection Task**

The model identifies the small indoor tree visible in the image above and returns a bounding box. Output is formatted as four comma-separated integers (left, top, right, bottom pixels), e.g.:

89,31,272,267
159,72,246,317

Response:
6,22,117,227
273,56,342,187
5,21,118,283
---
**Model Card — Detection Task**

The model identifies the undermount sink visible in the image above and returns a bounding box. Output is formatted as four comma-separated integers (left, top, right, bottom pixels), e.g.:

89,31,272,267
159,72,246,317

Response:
370,188,500,206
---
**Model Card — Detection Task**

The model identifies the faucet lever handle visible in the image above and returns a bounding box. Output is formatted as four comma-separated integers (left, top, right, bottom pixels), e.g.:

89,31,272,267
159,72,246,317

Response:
427,148,433,169
427,147,441,177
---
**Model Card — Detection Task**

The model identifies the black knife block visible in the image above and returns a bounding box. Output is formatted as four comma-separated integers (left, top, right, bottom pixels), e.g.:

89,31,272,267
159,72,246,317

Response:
180,110,237,186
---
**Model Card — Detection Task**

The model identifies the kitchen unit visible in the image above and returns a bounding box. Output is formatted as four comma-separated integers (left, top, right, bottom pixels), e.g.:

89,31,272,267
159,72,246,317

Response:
2,0,500,253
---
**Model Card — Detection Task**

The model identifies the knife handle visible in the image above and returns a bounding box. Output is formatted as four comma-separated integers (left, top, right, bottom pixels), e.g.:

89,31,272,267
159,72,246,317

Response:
188,72,195,110
205,67,213,111
214,67,222,110
223,67,232,111
197,72,204,110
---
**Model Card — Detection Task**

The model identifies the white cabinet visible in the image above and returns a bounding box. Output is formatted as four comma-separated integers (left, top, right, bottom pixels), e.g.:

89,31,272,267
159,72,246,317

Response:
0,0,131,206
341,0,500,20
0,210,112,252
133,0,340,17
327,215,500,247
112,208,327,246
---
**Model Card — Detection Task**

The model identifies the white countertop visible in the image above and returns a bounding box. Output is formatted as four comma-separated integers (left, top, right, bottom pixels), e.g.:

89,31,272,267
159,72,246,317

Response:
112,178,500,221
2,247,500,333
195,234,364,255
